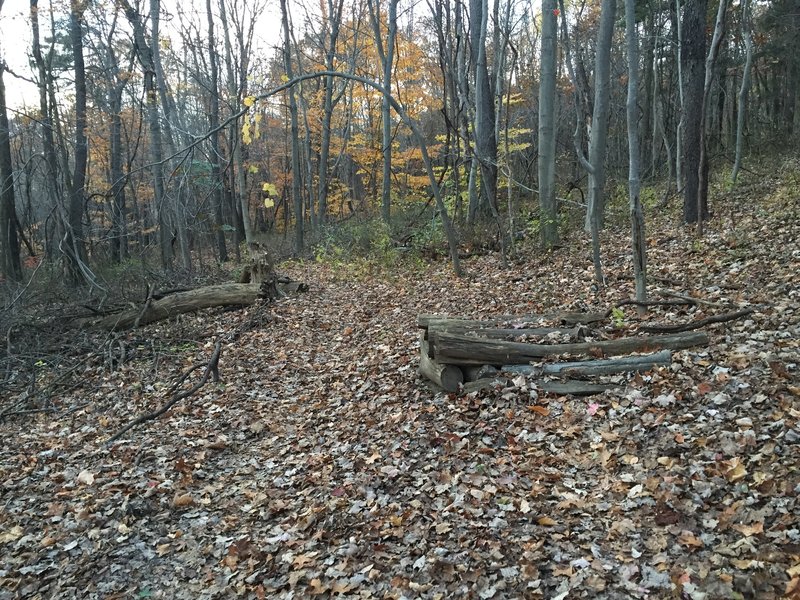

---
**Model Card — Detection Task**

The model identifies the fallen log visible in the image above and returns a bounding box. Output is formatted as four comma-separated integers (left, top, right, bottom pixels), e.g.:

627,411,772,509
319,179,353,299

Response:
461,377,619,396
418,311,608,330
501,350,672,377
424,324,584,344
87,284,253,330
419,336,463,392
423,326,584,355
431,331,708,365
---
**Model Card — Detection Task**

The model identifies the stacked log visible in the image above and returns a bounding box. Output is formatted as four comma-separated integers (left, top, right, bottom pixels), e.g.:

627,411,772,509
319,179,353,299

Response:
417,313,709,394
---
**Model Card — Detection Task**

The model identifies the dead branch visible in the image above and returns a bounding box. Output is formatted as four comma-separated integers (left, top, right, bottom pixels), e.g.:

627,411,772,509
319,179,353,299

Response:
105,341,222,445
640,308,755,334
656,289,723,308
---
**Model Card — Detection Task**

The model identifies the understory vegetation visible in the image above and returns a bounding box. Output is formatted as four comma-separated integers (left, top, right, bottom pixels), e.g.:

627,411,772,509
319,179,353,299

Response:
0,157,798,599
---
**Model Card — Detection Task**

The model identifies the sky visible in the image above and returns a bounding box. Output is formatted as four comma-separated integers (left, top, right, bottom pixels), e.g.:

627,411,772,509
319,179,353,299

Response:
0,0,38,110
0,0,284,111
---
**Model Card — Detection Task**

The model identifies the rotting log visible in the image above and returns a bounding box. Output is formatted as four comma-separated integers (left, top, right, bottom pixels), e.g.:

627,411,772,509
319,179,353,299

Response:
502,350,672,377
463,364,499,381
419,335,464,392
461,377,619,396
424,324,584,344
423,326,583,356
431,331,708,365
90,284,265,330
418,312,608,330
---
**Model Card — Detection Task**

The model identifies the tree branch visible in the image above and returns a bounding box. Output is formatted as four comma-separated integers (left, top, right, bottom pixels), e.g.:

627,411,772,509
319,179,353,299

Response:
105,341,222,445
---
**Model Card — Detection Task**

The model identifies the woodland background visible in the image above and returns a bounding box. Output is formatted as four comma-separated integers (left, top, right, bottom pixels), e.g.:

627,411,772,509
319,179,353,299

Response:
0,0,799,598
0,0,797,284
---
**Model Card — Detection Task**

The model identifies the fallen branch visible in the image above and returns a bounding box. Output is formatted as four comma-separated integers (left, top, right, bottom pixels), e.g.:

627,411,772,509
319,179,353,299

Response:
656,289,723,308
501,350,672,377
431,331,708,365
640,308,754,334
105,341,222,445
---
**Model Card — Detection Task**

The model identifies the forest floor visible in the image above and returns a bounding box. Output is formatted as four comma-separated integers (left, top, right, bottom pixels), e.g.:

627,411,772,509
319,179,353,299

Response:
1,168,799,599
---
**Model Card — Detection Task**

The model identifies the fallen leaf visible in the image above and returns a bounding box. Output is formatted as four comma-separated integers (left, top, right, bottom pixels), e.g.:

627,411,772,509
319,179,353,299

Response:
173,493,194,507
77,470,95,485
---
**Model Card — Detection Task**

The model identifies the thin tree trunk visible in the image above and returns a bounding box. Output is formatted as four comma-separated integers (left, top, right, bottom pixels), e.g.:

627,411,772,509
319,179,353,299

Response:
625,0,647,303
681,0,708,224
696,0,729,234
0,60,21,281
538,0,558,248
731,0,753,186
206,0,228,262
66,0,90,285
281,0,303,253
121,0,173,270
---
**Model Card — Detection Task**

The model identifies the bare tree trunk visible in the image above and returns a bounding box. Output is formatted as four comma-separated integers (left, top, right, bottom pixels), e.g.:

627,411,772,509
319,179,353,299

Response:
625,0,647,303
66,0,90,285
317,0,345,225
367,0,398,224
538,0,558,248
206,0,228,262
0,59,21,281
471,0,498,219
30,0,64,262
568,0,615,285
731,0,753,186
681,0,708,224
696,0,729,234
281,0,303,253
121,0,173,270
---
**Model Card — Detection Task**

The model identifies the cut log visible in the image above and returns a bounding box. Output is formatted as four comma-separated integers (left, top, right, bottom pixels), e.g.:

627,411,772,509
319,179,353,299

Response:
423,326,583,356
418,312,607,330
419,335,463,392
502,350,672,377
461,378,619,396
431,331,708,365
424,324,584,343
463,364,499,381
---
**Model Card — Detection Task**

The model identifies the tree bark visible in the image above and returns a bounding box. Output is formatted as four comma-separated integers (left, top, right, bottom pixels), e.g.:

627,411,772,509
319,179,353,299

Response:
430,331,708,365
682,0,708,223
0,60,21,281
419,336,464,392
625,0,647,304
280,0,303,253
206,0,228,262
65,0,90,285
538,0,558,248
584,0,616,285
731,0,753,186
501,350,672,377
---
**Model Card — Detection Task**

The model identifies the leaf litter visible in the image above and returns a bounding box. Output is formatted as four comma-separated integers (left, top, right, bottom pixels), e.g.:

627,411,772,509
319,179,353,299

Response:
1,192,799,599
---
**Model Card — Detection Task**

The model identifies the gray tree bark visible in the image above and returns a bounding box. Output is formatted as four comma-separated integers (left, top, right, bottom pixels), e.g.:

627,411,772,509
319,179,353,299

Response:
538,0,558,248
731,0,753,186
281,0,303,253
681,0,708,224
625,0,647,303
0,57,21,281
206,0,228,262
584,0,616,285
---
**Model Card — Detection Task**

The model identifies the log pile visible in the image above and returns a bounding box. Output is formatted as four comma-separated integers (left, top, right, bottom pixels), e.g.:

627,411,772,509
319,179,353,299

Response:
417,313,710,395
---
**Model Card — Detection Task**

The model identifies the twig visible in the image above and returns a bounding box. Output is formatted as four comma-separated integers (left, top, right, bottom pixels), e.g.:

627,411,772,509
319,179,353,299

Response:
615,299,695,308
105,341,222,446
133,285,155,329
656,288,724,308
640,308,754,334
